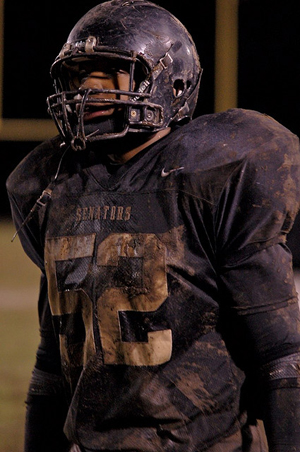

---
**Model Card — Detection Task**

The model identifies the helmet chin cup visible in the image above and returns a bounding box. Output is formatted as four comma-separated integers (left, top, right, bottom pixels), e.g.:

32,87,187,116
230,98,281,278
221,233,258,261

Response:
71,135,86,152
47,0,202,149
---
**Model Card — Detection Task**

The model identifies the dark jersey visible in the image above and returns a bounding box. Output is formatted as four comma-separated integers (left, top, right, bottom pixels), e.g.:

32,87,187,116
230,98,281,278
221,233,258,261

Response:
7,109,300,451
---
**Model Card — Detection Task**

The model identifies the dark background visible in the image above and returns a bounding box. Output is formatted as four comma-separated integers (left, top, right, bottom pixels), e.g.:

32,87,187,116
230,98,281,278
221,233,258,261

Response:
1,0,300,258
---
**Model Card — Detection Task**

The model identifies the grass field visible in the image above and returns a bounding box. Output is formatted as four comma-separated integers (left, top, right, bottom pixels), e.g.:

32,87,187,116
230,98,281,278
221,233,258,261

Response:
0,219,40,452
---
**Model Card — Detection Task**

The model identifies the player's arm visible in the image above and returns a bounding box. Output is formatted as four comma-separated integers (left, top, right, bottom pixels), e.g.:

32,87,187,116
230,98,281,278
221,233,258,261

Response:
6,143,72,450
215,128,300,450
24,273,71,452
219,242,300,451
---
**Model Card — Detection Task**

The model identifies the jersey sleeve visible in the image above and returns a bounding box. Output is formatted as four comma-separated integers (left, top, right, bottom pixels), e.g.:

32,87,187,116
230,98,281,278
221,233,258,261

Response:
214,117,300,367
7,188,45,270
6,137,64,270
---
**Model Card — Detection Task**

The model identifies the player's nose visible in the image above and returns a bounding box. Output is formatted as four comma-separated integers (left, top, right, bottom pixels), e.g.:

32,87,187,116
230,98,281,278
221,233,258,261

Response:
80,77,104,90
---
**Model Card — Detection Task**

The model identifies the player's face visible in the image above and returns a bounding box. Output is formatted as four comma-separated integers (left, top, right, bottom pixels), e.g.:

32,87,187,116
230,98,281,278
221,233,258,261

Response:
68,59,132,122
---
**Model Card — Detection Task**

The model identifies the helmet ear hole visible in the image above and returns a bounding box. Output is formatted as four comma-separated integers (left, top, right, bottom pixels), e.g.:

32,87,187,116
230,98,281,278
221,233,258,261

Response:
173,79,185,98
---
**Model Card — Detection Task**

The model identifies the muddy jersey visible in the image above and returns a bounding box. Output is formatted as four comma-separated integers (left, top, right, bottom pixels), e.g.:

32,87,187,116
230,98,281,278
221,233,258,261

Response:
7,109,300,451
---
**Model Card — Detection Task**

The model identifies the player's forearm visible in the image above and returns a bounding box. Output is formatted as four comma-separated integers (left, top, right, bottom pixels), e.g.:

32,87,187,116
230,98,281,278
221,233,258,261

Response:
261,354,300,451
24,368,71,452
25,394,71,452
263,386,300,451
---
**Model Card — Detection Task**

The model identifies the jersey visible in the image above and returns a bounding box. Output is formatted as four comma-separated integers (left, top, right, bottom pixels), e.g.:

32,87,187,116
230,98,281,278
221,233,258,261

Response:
6,108,300,452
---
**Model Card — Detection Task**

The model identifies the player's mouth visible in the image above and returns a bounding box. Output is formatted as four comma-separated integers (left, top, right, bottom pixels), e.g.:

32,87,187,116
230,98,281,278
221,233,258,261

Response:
83,104,115,122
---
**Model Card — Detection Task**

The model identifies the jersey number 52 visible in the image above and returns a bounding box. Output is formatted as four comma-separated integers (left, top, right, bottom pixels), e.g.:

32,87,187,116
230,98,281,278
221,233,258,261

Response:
45,233,172,368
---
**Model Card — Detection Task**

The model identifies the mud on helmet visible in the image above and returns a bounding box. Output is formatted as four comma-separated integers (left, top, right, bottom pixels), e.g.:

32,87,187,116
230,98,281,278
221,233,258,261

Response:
47,0,202,151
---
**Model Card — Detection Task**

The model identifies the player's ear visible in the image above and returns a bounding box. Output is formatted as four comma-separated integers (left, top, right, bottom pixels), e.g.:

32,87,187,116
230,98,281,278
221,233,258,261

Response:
173,79,185,97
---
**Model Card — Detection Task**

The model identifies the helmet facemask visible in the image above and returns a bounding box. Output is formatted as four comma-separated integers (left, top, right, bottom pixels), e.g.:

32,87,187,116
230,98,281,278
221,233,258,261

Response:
47,51,166,151
47,0,202,152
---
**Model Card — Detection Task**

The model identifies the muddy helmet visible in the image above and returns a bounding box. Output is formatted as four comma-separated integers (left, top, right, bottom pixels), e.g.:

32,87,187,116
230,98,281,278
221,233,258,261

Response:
47,0,202,151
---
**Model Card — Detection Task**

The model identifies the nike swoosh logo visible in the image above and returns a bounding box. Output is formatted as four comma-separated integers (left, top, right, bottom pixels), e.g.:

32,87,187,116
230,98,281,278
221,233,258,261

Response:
161,166,184,177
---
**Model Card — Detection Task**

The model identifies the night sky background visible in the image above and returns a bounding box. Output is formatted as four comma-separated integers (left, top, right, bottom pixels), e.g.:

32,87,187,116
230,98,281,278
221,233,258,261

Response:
1,0,300,257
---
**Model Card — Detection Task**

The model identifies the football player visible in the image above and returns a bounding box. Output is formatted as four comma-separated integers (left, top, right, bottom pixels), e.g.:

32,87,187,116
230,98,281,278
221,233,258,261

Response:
6,1,300,451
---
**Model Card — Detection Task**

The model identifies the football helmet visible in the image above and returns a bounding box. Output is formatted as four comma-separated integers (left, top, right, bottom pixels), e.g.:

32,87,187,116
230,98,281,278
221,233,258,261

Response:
47,0,202,151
